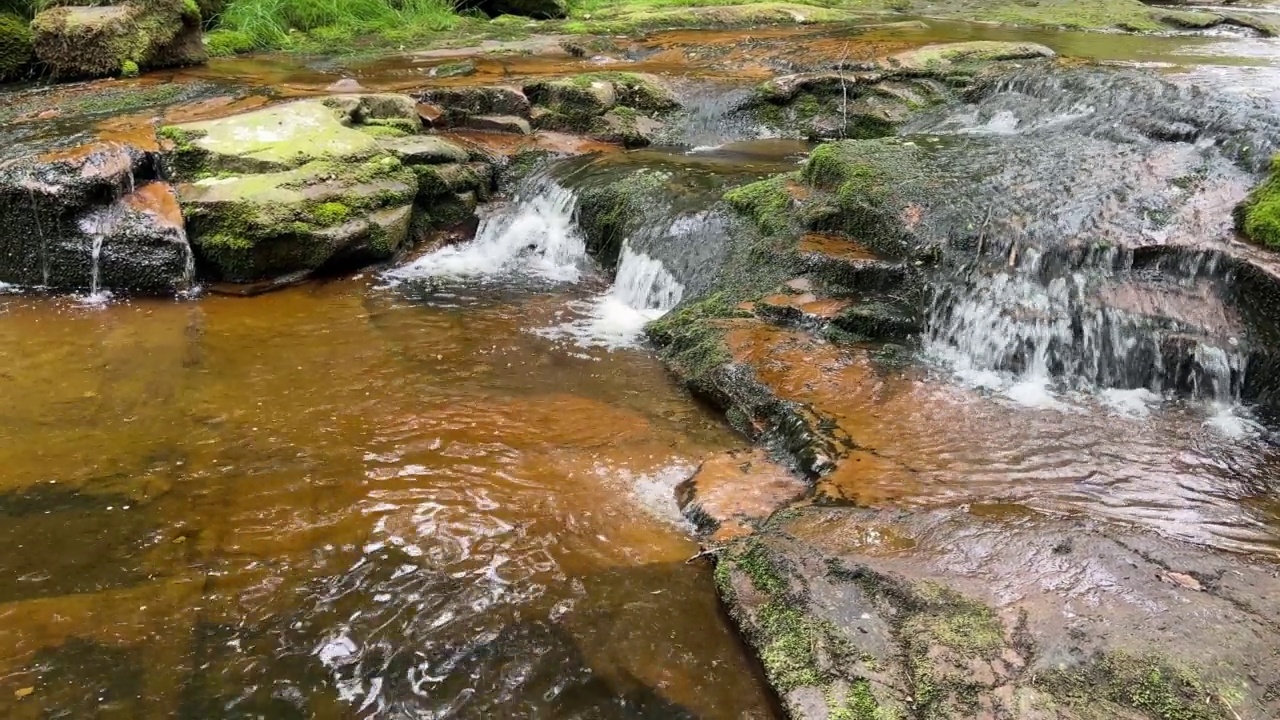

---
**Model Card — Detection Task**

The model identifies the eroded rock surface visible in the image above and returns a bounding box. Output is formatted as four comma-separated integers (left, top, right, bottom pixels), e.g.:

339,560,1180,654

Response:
717,505,1280,719
0,134,194,293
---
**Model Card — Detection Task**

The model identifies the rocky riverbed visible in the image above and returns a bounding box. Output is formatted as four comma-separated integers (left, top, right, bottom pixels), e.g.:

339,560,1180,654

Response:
4,11,1280,720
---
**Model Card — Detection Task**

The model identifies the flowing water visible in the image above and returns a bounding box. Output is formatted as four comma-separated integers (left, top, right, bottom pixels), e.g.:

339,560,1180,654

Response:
7,16,1280,719
0,278,776,718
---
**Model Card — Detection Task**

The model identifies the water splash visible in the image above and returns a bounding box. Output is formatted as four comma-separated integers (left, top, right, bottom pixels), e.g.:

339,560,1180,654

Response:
387,179,586,284
537,245,684,350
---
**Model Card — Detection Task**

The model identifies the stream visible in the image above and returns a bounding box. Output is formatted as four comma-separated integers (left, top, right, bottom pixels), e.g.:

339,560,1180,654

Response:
4,15,1280,720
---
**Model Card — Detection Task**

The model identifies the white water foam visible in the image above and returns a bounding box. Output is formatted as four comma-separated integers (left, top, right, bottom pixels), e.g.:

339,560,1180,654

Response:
386,181,586,284
538,245,684,350
594,459,696,530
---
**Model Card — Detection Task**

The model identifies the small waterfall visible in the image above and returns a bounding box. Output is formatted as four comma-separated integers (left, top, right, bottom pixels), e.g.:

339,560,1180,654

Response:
387,178,586,284
924,247,1245,405
89,234,105,297
27,189,49,286
610,246,684,313
77,200,126,303
539,244,685,350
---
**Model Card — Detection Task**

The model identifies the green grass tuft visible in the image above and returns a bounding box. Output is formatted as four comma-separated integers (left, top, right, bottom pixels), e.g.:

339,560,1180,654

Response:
214,0,462,52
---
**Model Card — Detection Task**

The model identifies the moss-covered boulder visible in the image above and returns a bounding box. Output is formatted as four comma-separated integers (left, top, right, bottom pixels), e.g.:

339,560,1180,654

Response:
525,73,679,148
160,99,388,176
160,95,498,284
0,12,33,82
30,0,205,79
1235,154,1280,249
177,156,418,282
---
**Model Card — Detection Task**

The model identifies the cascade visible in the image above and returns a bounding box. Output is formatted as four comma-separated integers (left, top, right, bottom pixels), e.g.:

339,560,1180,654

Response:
387,177,586,284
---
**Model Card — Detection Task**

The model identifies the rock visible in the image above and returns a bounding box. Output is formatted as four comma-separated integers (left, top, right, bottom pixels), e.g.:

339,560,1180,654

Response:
156,95,503,285
0,12,34,82
429,59,477,78
415,85,531,125
593,109,662,148
161,100,383,176
30,0,206,79
464,114,532,134
884,41,1056,73
416,101,445,127
377,135,471,165
675,449,807,540
325,77,366,93
715,505,1280,719
0,135,192,294
524,77,619,123
85,181,194,294
176,155,418,282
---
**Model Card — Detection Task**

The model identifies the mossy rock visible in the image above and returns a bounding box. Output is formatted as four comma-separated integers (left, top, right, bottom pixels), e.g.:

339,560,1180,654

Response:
204,28,253,57
1236,155,1280,250
30,0,205,79
0,12,33,82
177,155,418,282
160,100,384,177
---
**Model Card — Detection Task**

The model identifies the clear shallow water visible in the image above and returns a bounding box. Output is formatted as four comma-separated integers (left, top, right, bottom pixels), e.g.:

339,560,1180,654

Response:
0,282,775,719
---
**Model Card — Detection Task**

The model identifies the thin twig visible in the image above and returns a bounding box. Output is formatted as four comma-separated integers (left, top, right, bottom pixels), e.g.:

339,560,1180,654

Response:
685,546,725,563
975,203,994,258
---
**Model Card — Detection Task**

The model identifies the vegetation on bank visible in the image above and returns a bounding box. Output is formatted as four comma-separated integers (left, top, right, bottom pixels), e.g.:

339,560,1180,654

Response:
0,0,1263,68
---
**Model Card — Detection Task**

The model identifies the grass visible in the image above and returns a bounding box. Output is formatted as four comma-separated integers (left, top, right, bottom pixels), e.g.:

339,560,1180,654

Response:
212,0,465,52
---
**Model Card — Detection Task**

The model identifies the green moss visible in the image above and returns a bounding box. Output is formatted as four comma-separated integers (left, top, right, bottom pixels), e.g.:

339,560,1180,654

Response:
205,28,256,57
181,0,201,21
120,58,139,77
758,601,834,691
1039,651,1241,720
646,291,747,380
1236,156,1280,250
828,679,890,720
157,125,210,179
724,174,796,236
359,124,411,139
0,12,33,81
311,201,351,226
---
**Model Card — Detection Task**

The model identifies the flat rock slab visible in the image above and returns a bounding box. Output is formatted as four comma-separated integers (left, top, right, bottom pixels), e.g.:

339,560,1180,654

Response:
676,449,807,540
718,504,1280,719
172,100,382,173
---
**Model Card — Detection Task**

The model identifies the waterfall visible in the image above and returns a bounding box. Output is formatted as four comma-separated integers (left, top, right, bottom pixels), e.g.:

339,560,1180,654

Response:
386,179,586,284
924,247,1245,405
538,244,685,350
77,200,125,303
